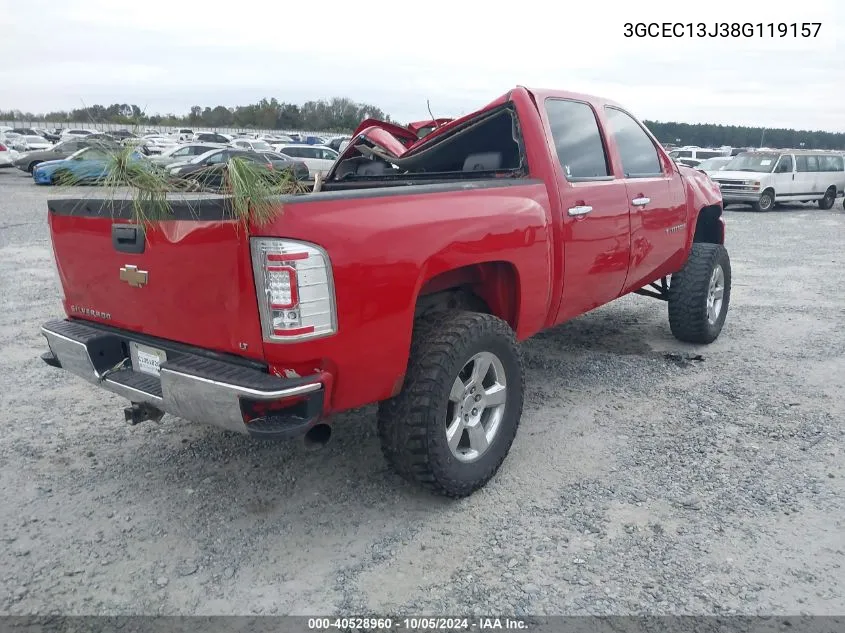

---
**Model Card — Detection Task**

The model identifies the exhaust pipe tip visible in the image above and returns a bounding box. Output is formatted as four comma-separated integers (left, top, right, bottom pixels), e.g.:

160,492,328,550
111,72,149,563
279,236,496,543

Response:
303,423,332,450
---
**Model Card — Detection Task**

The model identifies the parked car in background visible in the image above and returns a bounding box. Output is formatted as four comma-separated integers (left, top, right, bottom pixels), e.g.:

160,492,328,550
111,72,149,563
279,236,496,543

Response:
13,138,110,173
61,128,96,140
261,134,294,144
273,144,339,177
1,132,22,146
34,128,61,143
120,136,148,149
193,132,231,144
256,151,310,180
10,127,40,136
0,132,21,154
32,146,144,185
695,156,733,175
10,135,52,152
167,148,303,190
87,133,117,142
175,129,194,141
326,136,352,152
138,134,178,155
147,143,226,167
284,134,326,145
712,150,845,211
165,147,255,173
668,146,730,167
230,138,274,152
0,140,17,167
111,129,137,141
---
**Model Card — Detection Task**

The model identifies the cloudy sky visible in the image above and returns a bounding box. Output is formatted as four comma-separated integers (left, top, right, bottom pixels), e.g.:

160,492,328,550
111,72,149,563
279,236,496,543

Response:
2,0,843,131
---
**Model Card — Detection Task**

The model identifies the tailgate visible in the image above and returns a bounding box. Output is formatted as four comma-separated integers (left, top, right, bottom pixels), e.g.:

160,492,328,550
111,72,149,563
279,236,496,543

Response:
47,197,266,361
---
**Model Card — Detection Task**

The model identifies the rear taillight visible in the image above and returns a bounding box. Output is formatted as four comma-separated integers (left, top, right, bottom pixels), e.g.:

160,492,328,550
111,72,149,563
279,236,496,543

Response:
0,144,6,152
250,238,337,342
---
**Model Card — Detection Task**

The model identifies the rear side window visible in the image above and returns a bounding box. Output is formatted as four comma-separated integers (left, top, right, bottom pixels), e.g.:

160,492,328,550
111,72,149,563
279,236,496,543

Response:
675,151,693,158
282,147,302,157
819,155,844,171
697,151,722,159
544,98,609,179
796,155,822,172
605,107,662,177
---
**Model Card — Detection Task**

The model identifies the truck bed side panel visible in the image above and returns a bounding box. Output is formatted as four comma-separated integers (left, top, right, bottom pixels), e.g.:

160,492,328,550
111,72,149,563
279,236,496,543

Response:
250,180,553,412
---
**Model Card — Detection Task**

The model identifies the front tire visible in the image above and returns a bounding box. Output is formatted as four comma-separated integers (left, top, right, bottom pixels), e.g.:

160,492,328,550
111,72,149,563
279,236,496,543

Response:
752,189,775,212
27,161,41,173
668,243,731,344
377,311,524,498
818,186,836,210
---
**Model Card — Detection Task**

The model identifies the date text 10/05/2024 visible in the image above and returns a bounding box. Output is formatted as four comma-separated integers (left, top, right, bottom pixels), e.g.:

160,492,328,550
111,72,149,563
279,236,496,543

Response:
623,22,822,38
307,617,528,630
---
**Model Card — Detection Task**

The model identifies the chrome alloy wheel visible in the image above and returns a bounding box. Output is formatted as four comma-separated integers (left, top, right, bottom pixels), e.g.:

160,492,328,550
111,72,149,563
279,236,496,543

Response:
707,264,725,325
445,351,507,463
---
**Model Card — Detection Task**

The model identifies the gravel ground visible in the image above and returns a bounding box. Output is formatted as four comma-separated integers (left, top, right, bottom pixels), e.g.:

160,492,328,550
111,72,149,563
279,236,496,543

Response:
0,167,843,617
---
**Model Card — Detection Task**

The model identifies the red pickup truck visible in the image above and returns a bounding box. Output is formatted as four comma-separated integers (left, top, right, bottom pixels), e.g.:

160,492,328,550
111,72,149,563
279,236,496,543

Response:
40,87,729,497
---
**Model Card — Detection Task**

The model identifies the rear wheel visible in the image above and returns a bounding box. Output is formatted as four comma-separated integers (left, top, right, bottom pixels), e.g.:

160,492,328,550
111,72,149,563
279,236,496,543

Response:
818,186,836,210
752,189,775,212
377,311,524,497
668,243,732,344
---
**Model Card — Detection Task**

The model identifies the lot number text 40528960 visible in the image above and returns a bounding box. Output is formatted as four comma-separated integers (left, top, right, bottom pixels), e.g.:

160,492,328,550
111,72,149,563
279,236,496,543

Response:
623,22,823,38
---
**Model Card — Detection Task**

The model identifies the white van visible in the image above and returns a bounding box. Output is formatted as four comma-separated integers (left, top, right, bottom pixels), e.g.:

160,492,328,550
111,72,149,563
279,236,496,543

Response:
668,146,730,167
711,150,845,211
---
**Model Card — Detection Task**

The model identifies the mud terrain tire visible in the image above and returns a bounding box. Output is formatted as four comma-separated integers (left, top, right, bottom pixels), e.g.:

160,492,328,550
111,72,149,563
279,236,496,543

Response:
378,311,524,498
668,243,732,344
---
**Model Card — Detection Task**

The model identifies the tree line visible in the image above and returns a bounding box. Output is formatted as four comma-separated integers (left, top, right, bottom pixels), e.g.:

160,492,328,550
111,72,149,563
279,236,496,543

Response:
643,120,845,150
0,97,392,133
2,97,844,148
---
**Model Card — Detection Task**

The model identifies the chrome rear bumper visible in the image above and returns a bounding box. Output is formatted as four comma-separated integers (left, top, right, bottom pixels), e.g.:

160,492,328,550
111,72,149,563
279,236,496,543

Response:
41,319,323,437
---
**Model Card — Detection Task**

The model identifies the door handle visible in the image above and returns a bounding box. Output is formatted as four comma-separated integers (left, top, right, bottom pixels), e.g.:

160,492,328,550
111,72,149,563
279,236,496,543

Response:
631,197,650,207
567,205,593,217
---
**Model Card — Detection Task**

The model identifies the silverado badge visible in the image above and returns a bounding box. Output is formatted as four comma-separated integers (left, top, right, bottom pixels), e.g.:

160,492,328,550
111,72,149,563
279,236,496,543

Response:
119,265,148,288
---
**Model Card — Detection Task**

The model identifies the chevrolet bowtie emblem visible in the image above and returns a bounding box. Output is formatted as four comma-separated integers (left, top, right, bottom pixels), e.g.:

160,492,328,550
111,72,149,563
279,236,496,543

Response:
119,265,148,288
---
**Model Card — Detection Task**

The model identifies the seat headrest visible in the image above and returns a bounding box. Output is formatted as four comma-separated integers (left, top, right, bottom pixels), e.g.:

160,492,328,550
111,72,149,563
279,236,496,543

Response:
357,161,388,176
463,152,502,172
